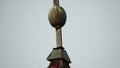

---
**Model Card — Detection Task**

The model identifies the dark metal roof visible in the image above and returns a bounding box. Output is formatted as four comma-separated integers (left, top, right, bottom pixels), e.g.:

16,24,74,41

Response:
47,47,71,63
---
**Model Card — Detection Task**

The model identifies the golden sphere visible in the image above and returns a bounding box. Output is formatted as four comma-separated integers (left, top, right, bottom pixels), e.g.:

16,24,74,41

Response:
48,6,67,28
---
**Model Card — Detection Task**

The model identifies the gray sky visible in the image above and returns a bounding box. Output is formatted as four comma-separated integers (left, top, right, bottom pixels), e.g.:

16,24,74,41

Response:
0,0,120,68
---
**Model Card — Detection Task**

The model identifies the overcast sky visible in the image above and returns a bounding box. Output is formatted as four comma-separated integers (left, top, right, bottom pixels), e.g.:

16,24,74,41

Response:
0,0,120,68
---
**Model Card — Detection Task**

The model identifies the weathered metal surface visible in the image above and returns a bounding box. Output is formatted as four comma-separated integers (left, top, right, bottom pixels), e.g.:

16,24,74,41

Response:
47,47,71,63
48,5,66,28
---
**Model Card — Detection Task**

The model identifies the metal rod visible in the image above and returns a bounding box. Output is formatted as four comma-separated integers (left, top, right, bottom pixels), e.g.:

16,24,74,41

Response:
56,28,62,47
53,0,59,6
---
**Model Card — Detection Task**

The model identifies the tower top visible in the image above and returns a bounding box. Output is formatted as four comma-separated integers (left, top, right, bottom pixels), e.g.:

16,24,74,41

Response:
47,0,71,67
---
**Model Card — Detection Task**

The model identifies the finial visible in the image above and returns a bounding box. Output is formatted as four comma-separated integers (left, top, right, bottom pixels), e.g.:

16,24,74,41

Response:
47,0,71,67
48,0,67,29
48,0,67,47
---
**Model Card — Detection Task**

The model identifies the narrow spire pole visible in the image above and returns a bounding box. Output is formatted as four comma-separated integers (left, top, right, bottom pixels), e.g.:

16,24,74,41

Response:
53,0,59,6
56,28,62,47
53,0,62,47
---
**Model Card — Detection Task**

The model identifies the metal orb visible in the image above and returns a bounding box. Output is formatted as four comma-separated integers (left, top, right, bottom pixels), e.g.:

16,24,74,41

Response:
48,6,67,28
